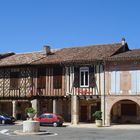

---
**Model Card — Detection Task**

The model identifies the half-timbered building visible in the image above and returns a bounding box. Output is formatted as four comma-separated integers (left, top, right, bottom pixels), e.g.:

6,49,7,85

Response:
0,39,139,126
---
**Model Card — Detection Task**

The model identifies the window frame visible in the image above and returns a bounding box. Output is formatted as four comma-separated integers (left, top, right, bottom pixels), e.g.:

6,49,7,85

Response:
10,71,20,90
80,67,89,87
53,67,62,89
110,70,120,94
37,68,46,89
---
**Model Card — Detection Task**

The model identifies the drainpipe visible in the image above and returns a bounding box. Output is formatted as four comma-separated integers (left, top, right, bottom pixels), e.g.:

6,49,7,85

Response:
103,62,106,126
101,60,106,126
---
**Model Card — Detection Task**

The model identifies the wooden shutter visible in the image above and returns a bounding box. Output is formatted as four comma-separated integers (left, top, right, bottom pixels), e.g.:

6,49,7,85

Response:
53,75,62,89
89,66,95,87
116,71,120,94
131,71,137,94
53,67,62,89
111,71,116,93
37,68,46,89
137,70,140,93
74,67,79,88
10,72,19,89
111,71,120,94
131,70,140,94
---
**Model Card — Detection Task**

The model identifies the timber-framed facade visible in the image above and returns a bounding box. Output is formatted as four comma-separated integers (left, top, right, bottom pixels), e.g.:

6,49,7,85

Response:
0,38,140,126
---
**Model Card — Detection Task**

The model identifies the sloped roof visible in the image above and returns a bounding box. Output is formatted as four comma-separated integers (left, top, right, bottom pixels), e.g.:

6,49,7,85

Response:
106,49,140,61
0,52,45,66
0,52,15,59
32,43,123,64
0,42,125,66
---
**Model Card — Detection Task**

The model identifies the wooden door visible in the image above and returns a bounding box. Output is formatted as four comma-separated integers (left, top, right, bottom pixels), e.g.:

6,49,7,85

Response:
80,106,87,122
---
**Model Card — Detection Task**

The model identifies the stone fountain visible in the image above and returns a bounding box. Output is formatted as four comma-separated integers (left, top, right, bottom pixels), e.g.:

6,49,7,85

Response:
14,108,57,136
21,108,40,133
23,112,40,133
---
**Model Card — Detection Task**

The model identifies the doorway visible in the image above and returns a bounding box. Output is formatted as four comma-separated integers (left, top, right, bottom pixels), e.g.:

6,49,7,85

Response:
80,105,87,122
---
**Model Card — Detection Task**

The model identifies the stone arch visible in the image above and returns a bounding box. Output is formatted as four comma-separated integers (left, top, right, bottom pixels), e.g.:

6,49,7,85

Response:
105,96,140,126
109,97,140,114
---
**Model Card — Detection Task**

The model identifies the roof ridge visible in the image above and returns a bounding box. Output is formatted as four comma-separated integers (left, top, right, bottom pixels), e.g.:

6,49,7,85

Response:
15,51,43,55
131,48,140,51
61,42,121,49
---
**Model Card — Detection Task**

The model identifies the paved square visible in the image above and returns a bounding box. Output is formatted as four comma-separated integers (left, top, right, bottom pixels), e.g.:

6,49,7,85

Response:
0,124,140,140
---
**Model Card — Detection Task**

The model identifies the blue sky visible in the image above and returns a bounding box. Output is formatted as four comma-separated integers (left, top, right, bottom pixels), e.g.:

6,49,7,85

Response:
0,0,140,53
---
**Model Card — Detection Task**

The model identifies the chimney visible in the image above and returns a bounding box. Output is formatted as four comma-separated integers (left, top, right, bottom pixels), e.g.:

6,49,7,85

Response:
43,45,51,55
121,38,126,45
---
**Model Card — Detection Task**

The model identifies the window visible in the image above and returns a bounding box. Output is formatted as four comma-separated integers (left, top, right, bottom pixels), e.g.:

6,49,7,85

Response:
53,67,62,89
131,70,140,94
10,72,19,89
47,114,53,118
37,68,46,89
40,114,47,118
80,67,89,87
111,71,120,94
74,66,95,88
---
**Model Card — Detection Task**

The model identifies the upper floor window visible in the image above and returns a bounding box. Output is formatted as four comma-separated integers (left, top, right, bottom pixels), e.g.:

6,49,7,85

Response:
10,72,19,90
111,71,120,94
131,70,140,94
80,67,89,87
53,67,62,89
37,68,46,89
74,66,95,88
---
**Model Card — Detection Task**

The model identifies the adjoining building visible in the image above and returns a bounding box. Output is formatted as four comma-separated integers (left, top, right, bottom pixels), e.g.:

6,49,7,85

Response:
0,38,139,126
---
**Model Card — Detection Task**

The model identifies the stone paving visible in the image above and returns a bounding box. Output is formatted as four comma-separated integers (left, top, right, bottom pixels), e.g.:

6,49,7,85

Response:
65,122,140,129
0,122,140,140
15,121,140,129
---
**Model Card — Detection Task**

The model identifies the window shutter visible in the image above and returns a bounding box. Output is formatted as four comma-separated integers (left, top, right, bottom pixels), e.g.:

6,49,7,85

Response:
53,67,62,89
37,68,46,89
89,66,95,87
131,71,137,94
74,67,79,87
111,71,116,93
137,70,140,92
116,71,120,94
10,72,19,89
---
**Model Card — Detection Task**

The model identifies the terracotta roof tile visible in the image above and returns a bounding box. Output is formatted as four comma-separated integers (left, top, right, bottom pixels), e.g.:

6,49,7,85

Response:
32,43,123,64
0,52,15,59
106,49,140,61
0,43,124,66
0,52,45,66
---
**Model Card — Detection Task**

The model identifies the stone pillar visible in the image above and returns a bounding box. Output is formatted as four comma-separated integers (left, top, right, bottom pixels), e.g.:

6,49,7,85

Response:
100,65,105,126
101,96,105,125
105,101,111,126
12,100,17,119
105,114,111,126
31,99,39,117
53,99,57,114
71,95,79,125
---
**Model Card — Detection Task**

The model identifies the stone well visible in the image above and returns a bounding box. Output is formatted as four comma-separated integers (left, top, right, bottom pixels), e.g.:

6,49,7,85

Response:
23,120,40,133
